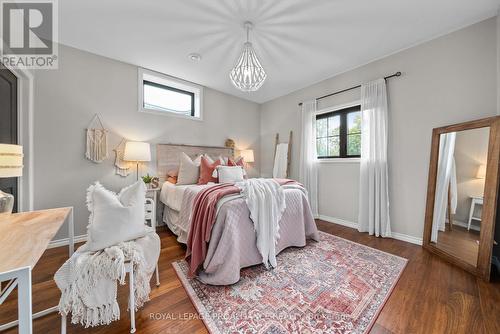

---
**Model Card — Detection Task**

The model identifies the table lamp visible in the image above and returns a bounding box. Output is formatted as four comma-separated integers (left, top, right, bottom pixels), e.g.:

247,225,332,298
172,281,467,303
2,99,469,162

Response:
0,144,23,214
124,141,151,181
240,149,254,163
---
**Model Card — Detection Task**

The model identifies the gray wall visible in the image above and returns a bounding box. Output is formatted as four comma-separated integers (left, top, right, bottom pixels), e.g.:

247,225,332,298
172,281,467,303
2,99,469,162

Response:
260,17,497,239
33,45,260,239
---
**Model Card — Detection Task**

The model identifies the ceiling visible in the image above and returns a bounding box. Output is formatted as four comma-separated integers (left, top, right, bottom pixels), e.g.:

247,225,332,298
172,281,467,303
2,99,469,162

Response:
59,0,499,104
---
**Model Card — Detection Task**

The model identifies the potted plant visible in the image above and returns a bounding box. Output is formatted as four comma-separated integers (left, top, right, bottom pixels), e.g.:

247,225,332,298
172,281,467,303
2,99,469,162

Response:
141,173,153,189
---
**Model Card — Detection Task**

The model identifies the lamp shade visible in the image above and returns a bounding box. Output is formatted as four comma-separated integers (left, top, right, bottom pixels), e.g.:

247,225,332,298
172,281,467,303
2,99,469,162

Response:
476,164,486,179
123,142,151,162
0,144,23,178
240,149,254,163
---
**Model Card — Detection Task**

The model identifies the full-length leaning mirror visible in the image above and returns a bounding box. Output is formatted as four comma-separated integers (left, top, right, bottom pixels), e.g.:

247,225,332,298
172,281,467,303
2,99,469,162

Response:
423,116,500,280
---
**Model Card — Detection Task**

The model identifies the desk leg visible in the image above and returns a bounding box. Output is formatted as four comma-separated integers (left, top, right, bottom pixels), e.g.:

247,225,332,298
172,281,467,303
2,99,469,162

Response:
68,207,74,256
17,267,32,334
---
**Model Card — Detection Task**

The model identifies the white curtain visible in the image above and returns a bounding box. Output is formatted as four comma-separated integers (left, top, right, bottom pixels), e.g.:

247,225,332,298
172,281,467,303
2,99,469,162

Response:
431,132,456,243
358,79,391,237
299,100,318,217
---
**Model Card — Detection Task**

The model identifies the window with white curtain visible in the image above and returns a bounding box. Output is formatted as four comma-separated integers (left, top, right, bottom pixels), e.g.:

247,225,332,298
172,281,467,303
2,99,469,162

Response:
316,105,361,158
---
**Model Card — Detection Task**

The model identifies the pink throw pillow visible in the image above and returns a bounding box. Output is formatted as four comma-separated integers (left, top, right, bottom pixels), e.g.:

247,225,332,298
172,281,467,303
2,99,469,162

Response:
198,157,221,184
167,169,179,177
228,157,244,167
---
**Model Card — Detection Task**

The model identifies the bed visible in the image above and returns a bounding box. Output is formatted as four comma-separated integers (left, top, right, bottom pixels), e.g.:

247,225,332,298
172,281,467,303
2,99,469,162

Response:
157,143,319,285
160,181,212,243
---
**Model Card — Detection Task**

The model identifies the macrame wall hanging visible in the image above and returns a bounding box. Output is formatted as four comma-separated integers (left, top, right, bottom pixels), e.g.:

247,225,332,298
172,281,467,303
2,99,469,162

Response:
113,138,131,177
85,114,109,163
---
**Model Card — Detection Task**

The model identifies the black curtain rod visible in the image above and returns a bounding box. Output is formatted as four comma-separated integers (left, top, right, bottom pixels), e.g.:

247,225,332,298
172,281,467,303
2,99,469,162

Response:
298,71,401,106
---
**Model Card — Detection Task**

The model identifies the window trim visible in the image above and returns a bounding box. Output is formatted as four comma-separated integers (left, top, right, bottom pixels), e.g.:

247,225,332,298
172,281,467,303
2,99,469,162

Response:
138,68,203,121
315,102,361,159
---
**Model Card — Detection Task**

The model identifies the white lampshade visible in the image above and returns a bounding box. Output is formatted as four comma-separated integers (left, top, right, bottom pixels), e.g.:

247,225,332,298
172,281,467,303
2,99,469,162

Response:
476,164,486,179
124,142,151,162
240,149,254,163
0,144,23,178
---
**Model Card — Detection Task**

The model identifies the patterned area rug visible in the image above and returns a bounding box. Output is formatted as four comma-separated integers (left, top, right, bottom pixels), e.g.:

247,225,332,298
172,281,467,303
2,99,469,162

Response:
173,232,407,334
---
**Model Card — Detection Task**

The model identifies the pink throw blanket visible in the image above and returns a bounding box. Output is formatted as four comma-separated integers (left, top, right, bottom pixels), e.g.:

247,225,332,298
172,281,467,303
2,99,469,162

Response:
185,179,298,276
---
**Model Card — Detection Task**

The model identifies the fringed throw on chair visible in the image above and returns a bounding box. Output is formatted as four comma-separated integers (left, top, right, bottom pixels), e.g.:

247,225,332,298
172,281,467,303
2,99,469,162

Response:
54,237,156,327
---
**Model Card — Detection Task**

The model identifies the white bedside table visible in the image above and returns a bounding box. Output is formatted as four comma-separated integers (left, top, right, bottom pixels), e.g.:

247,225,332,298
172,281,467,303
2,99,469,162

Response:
467,196,483,230
145,187,160,229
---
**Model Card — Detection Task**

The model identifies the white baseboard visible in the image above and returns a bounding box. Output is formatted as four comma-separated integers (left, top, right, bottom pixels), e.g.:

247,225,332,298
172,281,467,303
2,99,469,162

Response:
48,234,87,249
447,219,480,232
318,215,359,229
390,232,423,246
318,215,423,246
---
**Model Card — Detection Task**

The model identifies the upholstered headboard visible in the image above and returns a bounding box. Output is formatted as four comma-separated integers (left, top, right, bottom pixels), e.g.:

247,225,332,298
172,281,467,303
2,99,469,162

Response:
156,144,234,181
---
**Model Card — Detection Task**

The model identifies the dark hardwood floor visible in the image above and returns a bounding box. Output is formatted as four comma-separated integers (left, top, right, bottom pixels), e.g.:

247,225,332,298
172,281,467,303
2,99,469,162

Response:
436,224,480,267
1,220,499,334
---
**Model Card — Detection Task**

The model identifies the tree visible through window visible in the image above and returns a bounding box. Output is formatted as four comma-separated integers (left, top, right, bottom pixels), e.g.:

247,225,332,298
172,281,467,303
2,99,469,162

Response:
316,105,361,158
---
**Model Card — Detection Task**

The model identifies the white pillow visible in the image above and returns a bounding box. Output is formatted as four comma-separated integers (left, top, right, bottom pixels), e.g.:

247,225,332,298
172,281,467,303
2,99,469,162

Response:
86,181,147,251
177,152,203,185
216,166,245,183
218,156,228,165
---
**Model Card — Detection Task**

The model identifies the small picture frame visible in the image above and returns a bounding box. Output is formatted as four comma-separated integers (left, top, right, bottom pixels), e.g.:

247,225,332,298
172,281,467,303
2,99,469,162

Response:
151,177,160,189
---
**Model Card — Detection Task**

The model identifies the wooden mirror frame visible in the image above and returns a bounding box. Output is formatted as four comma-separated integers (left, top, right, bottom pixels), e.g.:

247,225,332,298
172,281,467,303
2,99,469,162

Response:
423,116,500,281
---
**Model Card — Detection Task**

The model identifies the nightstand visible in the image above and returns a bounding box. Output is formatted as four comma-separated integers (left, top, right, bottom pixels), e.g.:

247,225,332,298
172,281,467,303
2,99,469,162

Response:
145,187,160,229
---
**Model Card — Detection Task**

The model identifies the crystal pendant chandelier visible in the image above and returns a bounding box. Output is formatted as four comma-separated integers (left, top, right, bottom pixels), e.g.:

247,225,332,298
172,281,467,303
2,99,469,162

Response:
230,21,267,92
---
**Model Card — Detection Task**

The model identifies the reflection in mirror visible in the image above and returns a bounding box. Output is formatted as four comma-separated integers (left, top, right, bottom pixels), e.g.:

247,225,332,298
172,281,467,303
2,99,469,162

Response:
431,127,490,267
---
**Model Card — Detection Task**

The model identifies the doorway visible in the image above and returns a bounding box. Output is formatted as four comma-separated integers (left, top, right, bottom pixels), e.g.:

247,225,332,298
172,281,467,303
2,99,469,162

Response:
0,63,18,212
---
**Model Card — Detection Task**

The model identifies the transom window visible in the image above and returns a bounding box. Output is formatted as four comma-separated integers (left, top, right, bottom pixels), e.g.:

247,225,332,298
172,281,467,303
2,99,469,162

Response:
143,80,194,116
316,105,361,158
139,68,203,119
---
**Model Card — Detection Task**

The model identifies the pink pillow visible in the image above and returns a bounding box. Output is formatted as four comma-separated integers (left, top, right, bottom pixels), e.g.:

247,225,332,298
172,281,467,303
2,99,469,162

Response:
198,157,221,184
228,157,244,167
167,169,179,177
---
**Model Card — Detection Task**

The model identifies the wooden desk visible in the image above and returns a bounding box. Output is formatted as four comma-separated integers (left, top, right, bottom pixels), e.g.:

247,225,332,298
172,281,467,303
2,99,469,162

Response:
0,207,74,333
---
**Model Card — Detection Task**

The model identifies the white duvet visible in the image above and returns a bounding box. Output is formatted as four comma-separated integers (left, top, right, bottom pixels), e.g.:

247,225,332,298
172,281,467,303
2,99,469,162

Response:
160,182,190,211
160,182,214,243
160,181,221,212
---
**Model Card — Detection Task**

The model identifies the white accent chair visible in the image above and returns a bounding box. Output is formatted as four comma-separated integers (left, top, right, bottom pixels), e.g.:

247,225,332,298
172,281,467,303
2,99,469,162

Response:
61,198,160,334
